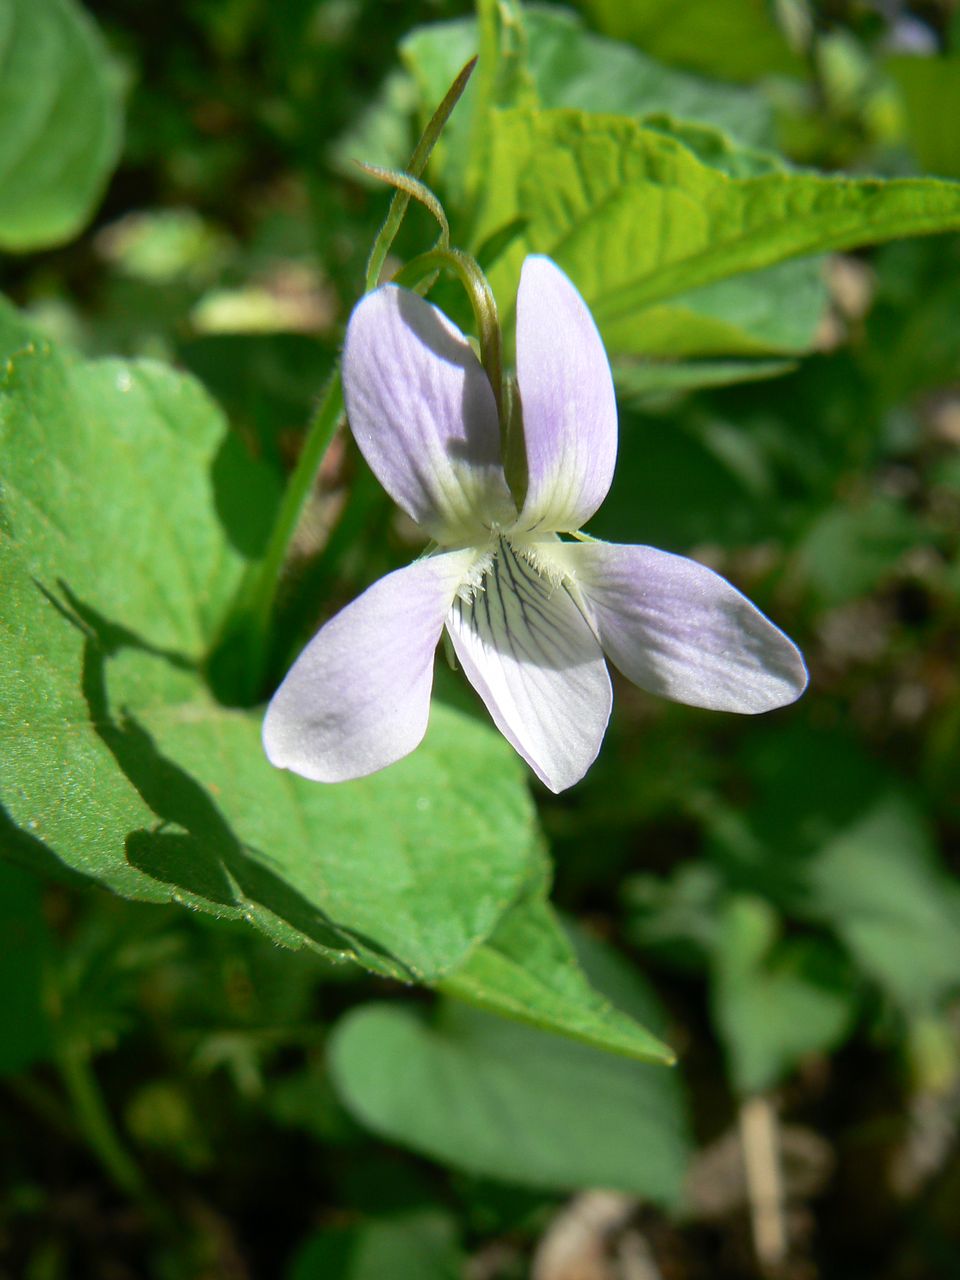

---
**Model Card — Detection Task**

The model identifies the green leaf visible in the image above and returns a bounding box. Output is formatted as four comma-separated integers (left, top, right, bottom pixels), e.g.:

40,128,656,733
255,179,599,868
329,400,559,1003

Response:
582,0,803,83
810,794,960,1011
330,937,690,1202
797,496,923,604
625,862,726,971
711,896,856,1095
521,9,775,146
888,56,960,180
401,7,775,164
713,729,960,1013
0,0,123,250
609,256,827,359
439,894,674,1063
589,410,776,549
613,357,796,401
130,675,543,980
475,109,960,357
0,863,52,1074
288,1211,464,1280
866,235,960,405
0,316,542,982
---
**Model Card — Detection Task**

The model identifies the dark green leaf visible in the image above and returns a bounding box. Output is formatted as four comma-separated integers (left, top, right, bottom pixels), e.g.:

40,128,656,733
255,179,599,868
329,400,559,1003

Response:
289,1211,464,1280
0,863,52,1074
582,0,803,83
614,357,796,401
888,56,960,180
711,896,856,1094
330,938,690,1201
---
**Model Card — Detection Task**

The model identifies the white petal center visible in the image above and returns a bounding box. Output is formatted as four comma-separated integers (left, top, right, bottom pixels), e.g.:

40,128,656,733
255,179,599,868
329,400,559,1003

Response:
445,536,612,792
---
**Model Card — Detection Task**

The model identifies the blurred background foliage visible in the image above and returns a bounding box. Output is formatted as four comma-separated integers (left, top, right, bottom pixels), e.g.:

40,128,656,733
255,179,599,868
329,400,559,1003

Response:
1,0,959,1277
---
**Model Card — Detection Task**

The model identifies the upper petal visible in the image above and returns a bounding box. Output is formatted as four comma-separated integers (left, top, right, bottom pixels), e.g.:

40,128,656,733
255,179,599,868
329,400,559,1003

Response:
445,538,612,792
263,549,479,782
555,541,808,713
343,285,515,542
515,257,618,533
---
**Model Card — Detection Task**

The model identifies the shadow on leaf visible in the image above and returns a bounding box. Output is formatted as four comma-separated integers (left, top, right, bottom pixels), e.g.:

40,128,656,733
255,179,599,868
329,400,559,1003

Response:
42,580,406,977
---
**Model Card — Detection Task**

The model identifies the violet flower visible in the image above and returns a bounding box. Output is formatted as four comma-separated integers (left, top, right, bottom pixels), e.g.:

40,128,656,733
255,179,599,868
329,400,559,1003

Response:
263,257,807,792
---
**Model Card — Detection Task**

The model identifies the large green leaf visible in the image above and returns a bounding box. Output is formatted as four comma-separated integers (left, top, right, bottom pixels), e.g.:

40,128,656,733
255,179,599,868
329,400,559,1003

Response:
402,7,775,157
330,932,691,1202
475,109,960,356
341,11,827,364
582,0,803,83
0,314,542,982
440,894,674,1063
0,0,122,250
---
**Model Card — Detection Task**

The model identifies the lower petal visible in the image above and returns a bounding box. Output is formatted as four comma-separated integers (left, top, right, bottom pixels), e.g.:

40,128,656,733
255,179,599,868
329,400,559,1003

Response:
263,549,478,782
445,539,612,793
556,541,808,713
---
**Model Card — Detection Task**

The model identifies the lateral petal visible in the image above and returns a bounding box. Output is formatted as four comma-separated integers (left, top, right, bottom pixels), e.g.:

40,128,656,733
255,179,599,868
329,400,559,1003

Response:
263,550,479,782
555,541,808,713
445,538,612,793
343,285,515,542
515,257,618,533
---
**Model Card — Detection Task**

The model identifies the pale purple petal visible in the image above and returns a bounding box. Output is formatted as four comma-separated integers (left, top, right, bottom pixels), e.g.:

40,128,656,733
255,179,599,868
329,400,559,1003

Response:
263,549,479,782
343,286,515,541
515,257,618,533
445,538,612,792
554,541,808,713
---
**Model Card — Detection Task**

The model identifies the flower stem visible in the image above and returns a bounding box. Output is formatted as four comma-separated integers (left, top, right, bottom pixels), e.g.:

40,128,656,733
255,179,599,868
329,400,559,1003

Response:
215,369,344,702
392,246,504,419
250,369,344,640
274,462,389,676
365,57,476,293
216,62,475,702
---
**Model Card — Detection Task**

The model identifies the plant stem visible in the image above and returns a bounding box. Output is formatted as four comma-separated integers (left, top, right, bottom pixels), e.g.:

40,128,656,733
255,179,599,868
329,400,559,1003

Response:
219,368,344,701
365,57,477,293
250,370,344,640
393,246,504,418
216,60,474,698
275,463,388,676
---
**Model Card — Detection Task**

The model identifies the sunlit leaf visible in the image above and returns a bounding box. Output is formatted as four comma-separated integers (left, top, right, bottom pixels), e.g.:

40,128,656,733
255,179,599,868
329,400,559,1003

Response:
440,894,674,1063
0,312,542,982
475,109,960,357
